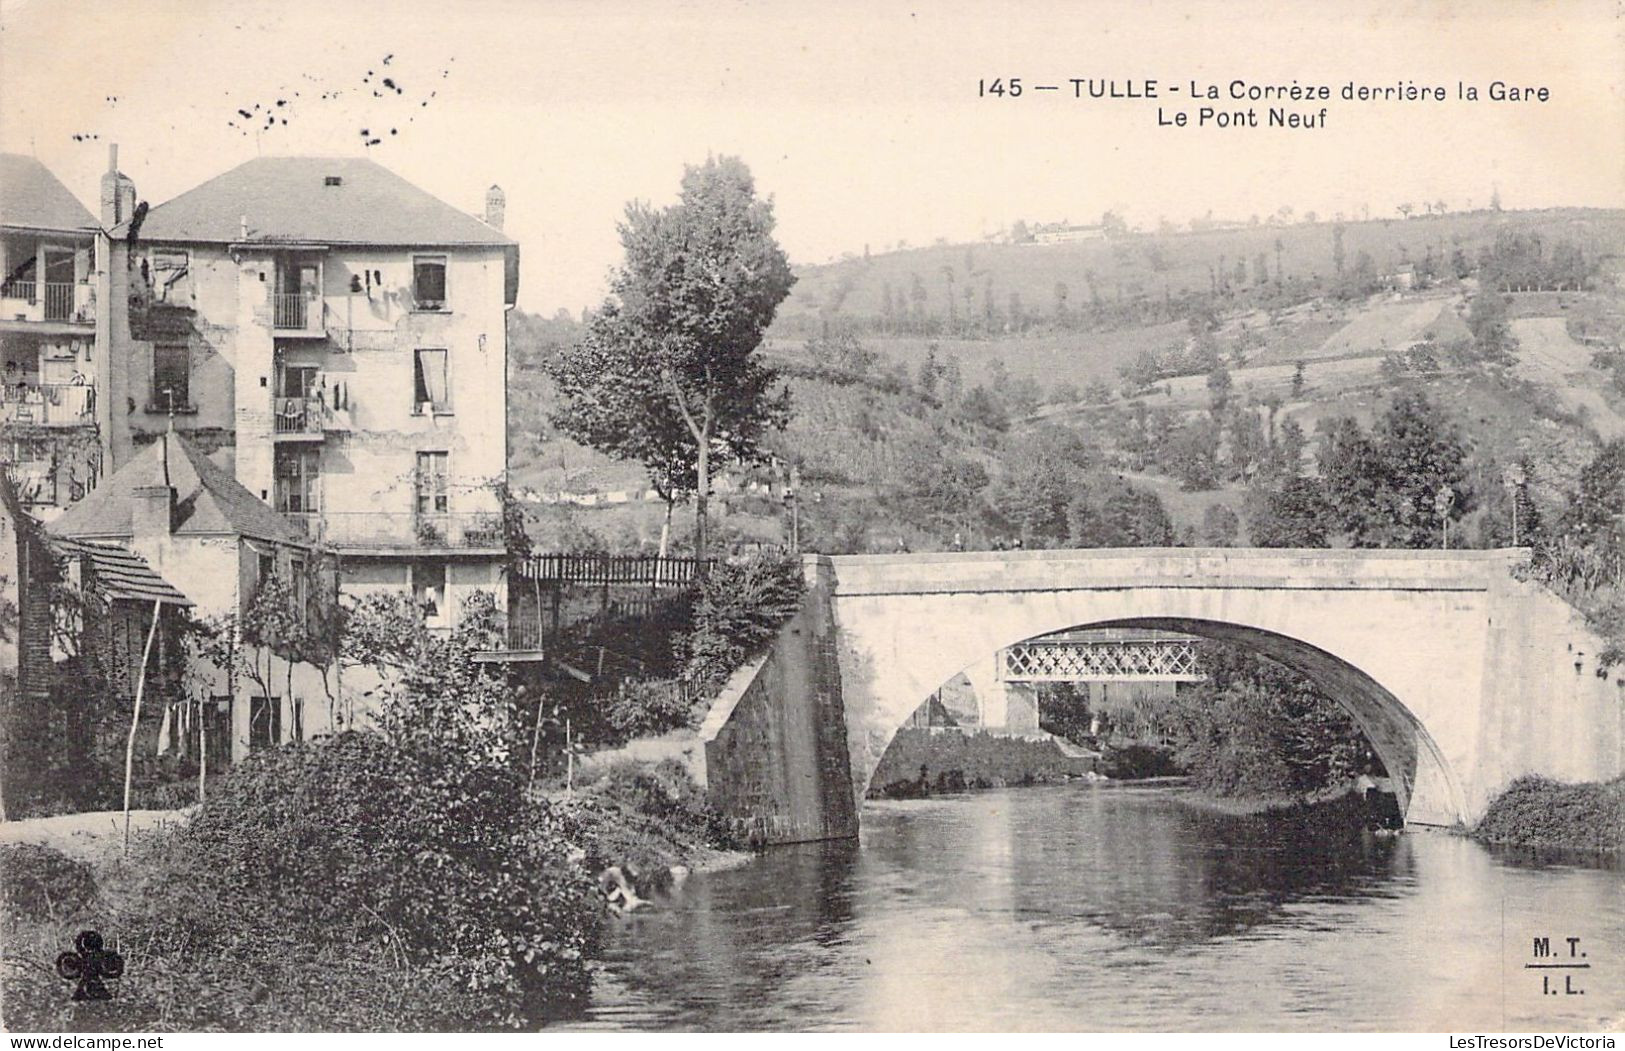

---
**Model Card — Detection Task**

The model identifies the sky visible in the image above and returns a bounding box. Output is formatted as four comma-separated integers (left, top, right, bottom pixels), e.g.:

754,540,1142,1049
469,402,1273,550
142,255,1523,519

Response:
2,0,1621,315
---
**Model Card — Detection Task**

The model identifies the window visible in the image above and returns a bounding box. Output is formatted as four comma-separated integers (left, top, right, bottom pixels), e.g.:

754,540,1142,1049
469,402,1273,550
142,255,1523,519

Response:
413,561,448,628
256,552,275,592
412,255,447,310
250,695,281,751
151,344,190,411
278,364,318,399
274,446,320,514
412,349,450,414
416,451,449,515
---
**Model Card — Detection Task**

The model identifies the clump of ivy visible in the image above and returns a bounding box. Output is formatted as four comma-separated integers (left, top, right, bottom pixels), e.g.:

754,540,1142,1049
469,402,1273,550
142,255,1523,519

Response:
683,553,804,697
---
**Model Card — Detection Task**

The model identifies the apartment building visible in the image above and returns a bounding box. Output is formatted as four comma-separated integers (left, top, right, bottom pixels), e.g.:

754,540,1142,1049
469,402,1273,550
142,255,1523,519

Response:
1,154,102,519
100,151,518,627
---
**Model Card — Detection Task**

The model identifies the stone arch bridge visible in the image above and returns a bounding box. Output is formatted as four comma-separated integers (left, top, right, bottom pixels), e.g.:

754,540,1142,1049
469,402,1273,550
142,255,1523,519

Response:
697,549,1625,845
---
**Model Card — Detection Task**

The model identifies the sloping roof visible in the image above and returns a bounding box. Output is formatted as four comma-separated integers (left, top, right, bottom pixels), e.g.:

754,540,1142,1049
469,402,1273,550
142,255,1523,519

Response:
127,156,512,247
0,154,98,233
50,538,193,607
47,433,305,545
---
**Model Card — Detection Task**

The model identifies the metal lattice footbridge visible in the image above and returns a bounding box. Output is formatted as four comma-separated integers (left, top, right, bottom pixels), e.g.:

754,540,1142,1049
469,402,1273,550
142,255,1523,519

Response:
999,629,1204,682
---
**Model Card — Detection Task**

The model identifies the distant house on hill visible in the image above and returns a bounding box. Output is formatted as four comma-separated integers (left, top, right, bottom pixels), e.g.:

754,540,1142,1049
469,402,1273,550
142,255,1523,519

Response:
1031,221,1107,245
1383,263,1416,291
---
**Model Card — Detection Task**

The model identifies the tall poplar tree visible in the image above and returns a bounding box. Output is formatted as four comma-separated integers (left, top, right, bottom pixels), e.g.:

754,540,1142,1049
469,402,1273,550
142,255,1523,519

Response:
547,157,795,560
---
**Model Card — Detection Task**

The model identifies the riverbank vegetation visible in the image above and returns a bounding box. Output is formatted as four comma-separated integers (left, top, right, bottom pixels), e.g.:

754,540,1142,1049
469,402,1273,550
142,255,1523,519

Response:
0,747,738,1031
1,573,749,1030
867,729,1096,798
1474,775,1625,854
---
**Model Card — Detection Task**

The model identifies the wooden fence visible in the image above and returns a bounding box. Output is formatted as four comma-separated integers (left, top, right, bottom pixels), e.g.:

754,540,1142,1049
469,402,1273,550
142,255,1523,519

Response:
515,553,714,588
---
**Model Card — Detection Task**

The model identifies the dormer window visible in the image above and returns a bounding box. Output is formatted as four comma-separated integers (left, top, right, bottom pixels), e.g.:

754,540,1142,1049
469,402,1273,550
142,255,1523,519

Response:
412,254,447,311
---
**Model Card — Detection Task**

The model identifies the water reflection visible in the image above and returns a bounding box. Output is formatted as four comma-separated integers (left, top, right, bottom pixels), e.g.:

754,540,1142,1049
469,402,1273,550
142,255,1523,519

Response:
568,783,1625,1031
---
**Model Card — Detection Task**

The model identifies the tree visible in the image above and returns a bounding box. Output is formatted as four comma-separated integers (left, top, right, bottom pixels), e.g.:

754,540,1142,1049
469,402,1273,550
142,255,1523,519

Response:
1068,476,1174,547
1320,394,1468,547
1166,418,1221,491
1466,291,1516,362
546,157,795,560
1247,477,1334,547
1201,503,1240,546
1560,439,1625,547
1206,361,1233,414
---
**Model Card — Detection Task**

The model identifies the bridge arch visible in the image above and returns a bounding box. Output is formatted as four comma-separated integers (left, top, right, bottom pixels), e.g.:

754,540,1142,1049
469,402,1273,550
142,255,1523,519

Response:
701,550,1624,845
828,576,1492,828
872,616,1467,824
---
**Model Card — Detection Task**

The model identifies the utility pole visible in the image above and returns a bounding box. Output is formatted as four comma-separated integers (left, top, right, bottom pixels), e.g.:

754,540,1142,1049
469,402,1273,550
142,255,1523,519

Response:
1502,463,1527,547
1436,486,1455,550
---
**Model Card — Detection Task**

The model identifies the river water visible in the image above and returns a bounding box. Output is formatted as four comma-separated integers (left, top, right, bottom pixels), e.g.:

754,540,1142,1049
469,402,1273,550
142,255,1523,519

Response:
568,783,1624,1031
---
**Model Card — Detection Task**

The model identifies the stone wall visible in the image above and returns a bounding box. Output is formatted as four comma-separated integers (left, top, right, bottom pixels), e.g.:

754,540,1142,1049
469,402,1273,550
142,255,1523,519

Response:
699,560,858,845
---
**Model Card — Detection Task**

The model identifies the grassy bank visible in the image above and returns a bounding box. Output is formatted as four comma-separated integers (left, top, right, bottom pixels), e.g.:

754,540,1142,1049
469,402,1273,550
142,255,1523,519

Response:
0,743,741,1032
1474,775,1625,854
867,729,1098,798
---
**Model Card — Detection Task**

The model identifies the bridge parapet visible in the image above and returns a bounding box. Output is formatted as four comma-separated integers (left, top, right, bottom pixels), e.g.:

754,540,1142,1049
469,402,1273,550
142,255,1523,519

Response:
820,548,1530,597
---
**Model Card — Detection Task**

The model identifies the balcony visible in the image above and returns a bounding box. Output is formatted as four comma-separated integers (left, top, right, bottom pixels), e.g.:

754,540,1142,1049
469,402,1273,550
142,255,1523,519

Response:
284,511,507,552
272,292,325,338
272,395,351,438
0,280,93,328
0,383,97,427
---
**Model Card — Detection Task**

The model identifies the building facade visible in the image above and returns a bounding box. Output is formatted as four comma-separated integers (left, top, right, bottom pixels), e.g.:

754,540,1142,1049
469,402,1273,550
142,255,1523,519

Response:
99,152,518,630
1,154,103,519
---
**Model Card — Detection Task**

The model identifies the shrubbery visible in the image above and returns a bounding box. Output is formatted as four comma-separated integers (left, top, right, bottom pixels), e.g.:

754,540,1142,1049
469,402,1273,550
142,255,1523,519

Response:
684,554,804,697
867,729,1094,797
1167,646,1366,798
0,843,98,920
1475,775,1625,853
116,731,602,1028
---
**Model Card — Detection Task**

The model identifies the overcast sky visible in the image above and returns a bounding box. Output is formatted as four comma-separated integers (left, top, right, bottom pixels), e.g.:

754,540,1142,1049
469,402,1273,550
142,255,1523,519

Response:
3,0,1621,314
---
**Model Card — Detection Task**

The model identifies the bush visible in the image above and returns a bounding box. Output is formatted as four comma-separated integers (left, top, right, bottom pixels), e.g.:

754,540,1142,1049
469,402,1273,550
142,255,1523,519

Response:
685,554,804,696
1475,775,1625,853
600,678,698,741
120,732,603,1028
1102,744,1182,780
867,729,1094,797
575,758,742,876
0,843,98,920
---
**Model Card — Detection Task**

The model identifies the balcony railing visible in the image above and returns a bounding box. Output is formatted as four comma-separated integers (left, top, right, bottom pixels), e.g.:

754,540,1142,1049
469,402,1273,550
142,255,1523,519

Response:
1,281,92,324
283,511,507,550
272,292,324,335
271,395,351,435
0,383,97,426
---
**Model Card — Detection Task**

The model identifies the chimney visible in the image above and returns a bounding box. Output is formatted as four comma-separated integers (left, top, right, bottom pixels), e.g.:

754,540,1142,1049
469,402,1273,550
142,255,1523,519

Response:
131,484,175,541
484,184,506,231
99,144,121,227
99,144,138,228
118,177,137,227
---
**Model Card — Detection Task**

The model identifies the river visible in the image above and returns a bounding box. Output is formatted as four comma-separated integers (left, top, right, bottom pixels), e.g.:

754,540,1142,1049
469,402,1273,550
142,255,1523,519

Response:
565,782,1624,1031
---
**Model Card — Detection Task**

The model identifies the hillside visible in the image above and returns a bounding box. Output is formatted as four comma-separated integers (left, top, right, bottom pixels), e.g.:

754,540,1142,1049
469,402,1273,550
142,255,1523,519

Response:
777,208,1625,335
505,206,1625,555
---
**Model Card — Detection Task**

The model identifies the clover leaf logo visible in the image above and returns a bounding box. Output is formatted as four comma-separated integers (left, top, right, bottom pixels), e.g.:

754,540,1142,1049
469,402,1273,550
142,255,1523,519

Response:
56,930,124,1001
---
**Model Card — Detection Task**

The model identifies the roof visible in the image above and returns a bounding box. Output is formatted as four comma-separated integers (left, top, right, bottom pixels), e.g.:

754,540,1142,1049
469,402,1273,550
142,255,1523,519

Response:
126,156,513,247
50,538,193,607
47,433,306,546
0,154,98,233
